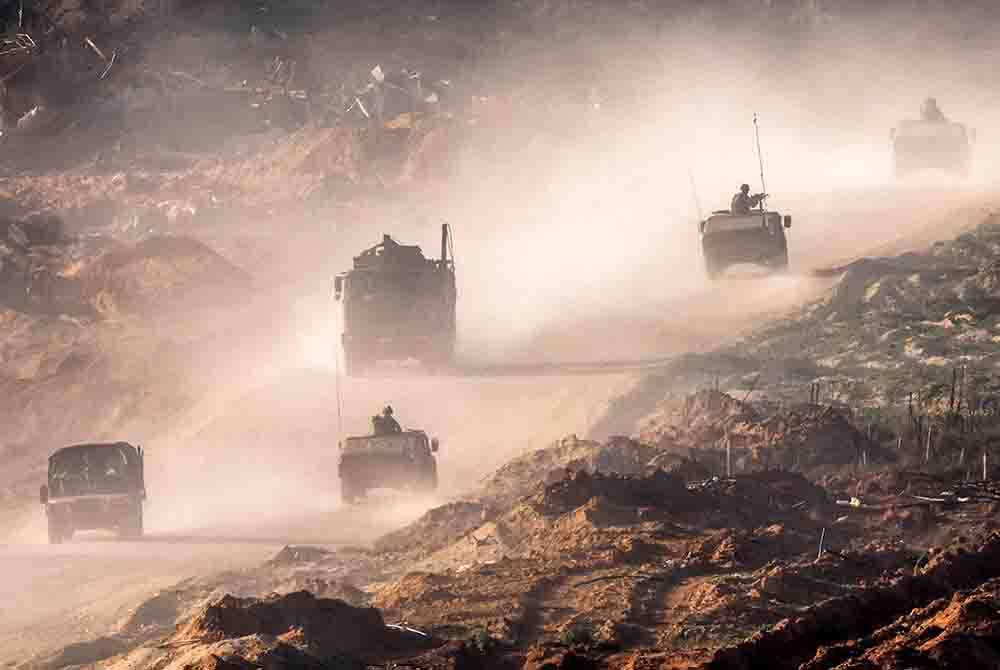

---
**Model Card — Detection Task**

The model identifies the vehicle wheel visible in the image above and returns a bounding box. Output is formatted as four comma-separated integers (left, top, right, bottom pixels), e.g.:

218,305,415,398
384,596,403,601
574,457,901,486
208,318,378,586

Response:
771,249,789,273
418,464,438,494
119,506,143,539
704,254,723,280
341,479,362,505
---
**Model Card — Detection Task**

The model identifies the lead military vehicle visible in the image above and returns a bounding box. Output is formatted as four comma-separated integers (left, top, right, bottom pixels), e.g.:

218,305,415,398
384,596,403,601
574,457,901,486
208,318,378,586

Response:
338,430,439,503
334,225,456,375
40,442,146,543
700,209,792,279
891,119,974,178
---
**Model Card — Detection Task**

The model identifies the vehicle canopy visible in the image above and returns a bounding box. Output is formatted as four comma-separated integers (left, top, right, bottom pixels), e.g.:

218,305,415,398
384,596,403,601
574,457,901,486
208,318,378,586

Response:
342,430,430,455
47,442,143,497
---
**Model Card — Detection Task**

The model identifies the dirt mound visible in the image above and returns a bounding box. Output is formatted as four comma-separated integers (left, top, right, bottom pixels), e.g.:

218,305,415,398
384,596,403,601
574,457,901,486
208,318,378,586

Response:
372,572,457,611
642,391,878,475
703,532,1000,670
804,577,1000,670
172,591,438,666
479,435,663,509
536,470,689,518
375,501,494,557
80,235,250,316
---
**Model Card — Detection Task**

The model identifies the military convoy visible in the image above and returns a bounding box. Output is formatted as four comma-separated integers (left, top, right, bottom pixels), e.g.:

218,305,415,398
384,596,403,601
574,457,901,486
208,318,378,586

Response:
334,225,456,375
39,442,146,543
48,105,992,540
338,430,439,504
891,118,974,178
700,209,792,279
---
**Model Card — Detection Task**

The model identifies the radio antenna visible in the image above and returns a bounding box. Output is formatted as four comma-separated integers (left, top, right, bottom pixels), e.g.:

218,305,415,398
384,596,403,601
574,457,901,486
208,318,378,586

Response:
753,113,768,210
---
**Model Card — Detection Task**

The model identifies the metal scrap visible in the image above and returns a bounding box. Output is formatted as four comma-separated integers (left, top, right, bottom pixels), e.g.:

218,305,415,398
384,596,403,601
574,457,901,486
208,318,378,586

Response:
84,37,117,79
387,624,428,637
0,32,34,58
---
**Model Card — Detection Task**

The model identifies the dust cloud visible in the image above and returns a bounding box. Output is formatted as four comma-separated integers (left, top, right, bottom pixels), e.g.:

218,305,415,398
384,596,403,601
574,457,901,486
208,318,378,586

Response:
5,3,1000,662
403,3,1000,363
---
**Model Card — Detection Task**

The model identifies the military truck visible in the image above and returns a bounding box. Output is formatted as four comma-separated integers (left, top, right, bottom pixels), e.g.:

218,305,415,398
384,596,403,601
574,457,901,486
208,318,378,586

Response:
334,225,456,375
39,442,146,543
700,209,792,279
891,119,974,178
338,430,439,504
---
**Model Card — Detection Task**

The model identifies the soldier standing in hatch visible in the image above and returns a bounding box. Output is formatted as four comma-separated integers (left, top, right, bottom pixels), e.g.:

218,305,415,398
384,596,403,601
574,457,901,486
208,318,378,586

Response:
372,406,401,435
730,184,767,215
921,97,947,123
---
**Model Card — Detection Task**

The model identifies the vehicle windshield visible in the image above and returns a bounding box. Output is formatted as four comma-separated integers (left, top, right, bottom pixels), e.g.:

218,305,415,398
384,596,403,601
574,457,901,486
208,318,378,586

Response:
49,444,137,496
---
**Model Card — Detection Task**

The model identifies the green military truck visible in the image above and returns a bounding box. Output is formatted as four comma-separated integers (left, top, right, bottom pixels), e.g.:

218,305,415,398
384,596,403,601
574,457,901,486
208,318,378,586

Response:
338,430,439,504
40,442,146,543
334,225,456,375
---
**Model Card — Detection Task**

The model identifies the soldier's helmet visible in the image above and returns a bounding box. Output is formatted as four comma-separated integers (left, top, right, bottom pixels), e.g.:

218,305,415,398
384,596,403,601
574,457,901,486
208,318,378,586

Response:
740,184,750,193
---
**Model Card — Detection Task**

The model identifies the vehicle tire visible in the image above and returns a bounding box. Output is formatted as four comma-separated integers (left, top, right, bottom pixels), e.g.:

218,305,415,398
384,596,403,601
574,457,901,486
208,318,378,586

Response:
771,249,789,273
341,479,362,505
119,505,143,539
704,254,723,280
417,464,438,494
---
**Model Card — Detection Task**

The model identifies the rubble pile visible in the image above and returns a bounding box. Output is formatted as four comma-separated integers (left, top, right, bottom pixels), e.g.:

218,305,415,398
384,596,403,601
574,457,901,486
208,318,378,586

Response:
640,389,879,475
702,532,1000,670
79,234,251,316
803,577,1000,669
375,501,495,558
107,591,445,670
0,212,249,317
363,469,838,651
479,435,663,509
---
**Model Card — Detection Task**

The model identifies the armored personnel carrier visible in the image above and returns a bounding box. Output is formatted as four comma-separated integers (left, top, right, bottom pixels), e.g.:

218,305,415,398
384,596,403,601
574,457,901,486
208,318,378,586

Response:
334,225,456,375
891,119,974,178
700,209,792,279
39,442,146,543
338,430,439,503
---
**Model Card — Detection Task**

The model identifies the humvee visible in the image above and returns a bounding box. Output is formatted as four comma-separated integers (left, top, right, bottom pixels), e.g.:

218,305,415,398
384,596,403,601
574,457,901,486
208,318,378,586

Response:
699,209,792,279
334,225,456,375
891,119,974,178
39,442,146,543
338,430,439,504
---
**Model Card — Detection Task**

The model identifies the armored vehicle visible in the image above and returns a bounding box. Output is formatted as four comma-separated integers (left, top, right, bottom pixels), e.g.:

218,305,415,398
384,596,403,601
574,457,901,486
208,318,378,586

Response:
334,225,456,375
338,430,439,504
39,442,146,543
891,119,974,178
700,209,792,279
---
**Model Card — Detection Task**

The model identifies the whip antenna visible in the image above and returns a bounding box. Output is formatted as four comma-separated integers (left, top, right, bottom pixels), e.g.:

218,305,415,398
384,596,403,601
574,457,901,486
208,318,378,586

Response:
333,281,344,446
753,113,768,209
